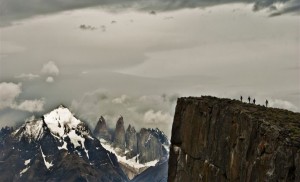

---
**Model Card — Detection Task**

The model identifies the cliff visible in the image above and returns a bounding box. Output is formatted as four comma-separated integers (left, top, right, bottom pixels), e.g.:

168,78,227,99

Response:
113,116,126,153
168,96,300,182
125,124,138,159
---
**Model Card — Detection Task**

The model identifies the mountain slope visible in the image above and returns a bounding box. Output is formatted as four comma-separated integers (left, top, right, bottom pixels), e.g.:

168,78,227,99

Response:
131,158,168,182
0,106,128,182
168,96,300,182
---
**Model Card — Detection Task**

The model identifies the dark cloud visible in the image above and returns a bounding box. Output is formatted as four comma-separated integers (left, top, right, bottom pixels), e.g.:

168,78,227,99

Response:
0,0,299,26
149,10,156,15
269,0,300,16
79,24,97,30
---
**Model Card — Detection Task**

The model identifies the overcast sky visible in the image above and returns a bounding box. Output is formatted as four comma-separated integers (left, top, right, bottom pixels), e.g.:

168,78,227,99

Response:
0,0,299,137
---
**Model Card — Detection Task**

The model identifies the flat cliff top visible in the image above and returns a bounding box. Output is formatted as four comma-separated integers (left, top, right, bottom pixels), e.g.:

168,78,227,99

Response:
177,96,300,146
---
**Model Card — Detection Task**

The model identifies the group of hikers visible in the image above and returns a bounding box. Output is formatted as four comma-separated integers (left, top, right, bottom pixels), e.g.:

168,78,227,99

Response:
240,96,268,107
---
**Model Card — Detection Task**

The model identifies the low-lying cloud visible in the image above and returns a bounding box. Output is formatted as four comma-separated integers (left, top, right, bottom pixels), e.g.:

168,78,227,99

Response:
46,76,54,83
0,82,45,112
15,73,40,80
12,99,45,112
0,82,22,110
71,90,179,137
14,61,59,83
143,110,173,124
269,99,298,111
41,61,59,76
0,0,299,26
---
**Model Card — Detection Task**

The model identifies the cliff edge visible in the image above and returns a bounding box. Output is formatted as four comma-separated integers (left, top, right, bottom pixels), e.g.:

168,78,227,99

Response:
168,96,300,182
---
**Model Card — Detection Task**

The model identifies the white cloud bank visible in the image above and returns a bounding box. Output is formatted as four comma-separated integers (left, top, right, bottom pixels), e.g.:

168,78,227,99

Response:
0,82,22,110
15,73,40,80
12,99,45,112
143,110,173,124
71,91,178,137
46,76,54,83
41,61,59,76
269,99,298,112
0,82,45,112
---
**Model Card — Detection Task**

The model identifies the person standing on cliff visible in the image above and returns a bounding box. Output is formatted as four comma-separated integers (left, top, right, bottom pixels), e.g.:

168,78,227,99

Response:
253,98,256,104
240,96,243,102
248,96,251,103
266,100,268,107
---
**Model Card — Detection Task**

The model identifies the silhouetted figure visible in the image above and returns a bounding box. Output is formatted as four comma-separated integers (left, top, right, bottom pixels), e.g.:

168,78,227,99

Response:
240,96,243,102
253,98,256,104
266,100,268,107
248,96,251,103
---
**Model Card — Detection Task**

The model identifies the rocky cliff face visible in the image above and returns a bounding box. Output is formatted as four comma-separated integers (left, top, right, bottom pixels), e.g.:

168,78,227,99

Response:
125,124,138,159
169,96,300,182
94,116,111,141
138,128,164,164
113,116,126,153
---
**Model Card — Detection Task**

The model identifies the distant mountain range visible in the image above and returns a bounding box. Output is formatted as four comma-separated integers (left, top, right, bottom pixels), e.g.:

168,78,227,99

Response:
93,116,169,180
0,105,169,182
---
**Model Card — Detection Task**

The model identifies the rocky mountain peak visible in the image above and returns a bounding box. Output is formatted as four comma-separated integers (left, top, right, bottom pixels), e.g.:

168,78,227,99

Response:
13,119,45,142
1,106,128,181
113,116,126,152
94,116,111,141
116,116,124,126
93,116,169,180
99,116,105,123
125,124,138,159
137,128,164,164
126,124,136,133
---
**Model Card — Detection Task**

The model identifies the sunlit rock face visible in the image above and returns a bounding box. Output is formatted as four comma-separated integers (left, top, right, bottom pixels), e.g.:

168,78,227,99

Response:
169,96,300,182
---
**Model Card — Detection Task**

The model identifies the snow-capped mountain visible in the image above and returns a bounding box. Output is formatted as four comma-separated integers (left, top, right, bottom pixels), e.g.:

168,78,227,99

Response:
93,116,170,180
0,106,128,182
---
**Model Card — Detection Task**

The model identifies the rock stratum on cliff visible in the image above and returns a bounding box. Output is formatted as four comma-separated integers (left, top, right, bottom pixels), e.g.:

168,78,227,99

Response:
168,96,300,182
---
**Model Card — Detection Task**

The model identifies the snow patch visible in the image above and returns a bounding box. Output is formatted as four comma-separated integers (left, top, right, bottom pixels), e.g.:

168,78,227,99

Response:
15,119,44,141
20,166,30,176
163,144,169,153
107,153,114,166
24,159,31,165
43,107,90,158
100,140,159,169
145,134,153,145
58,141,67,150
43,106,81,137
40,147,53,170
68,130,85,148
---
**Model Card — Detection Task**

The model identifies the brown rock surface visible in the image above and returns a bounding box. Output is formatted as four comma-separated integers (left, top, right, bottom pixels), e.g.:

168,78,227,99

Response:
93,116,111,141
168,96,300,182
113,116,126,152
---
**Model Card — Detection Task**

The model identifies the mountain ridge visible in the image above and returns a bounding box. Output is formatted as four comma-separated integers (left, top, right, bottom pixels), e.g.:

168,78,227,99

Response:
93,115,169,180
0,106,128,182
